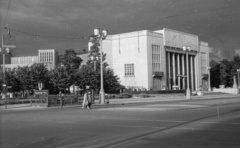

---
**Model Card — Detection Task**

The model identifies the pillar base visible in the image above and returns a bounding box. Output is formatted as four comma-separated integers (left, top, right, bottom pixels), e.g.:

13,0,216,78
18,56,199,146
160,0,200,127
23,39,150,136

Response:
100,89,105,105
186,88,191,99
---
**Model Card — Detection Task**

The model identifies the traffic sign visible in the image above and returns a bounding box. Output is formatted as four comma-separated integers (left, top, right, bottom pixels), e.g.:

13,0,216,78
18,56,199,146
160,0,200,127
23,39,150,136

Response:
38,83,43,90
237,69,240,72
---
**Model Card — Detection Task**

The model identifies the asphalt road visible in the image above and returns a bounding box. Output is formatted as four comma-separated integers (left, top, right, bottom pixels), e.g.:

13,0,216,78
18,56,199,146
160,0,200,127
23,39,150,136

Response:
1,97,240,148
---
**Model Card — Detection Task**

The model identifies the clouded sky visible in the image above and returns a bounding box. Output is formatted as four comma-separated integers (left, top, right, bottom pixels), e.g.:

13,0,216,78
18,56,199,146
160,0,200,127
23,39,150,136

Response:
1,0,240,61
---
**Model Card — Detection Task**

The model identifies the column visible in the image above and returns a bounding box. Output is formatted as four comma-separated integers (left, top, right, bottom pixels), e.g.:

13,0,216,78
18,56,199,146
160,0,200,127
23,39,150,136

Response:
168,52,171,90
190,55,194,90
182,54,185,89
177,53,181,89
194,55,198,90
172,53,176,89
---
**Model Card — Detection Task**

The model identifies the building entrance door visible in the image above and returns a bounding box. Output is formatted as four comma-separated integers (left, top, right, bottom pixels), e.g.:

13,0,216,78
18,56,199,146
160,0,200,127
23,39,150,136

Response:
153,77,162,90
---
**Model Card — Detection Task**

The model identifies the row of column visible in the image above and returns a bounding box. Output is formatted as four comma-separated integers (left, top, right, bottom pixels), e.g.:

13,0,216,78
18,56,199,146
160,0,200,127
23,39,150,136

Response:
166,51,196,90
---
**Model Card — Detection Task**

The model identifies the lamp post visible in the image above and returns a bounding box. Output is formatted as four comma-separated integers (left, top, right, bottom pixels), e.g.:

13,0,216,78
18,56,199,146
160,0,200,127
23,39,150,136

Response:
91,28,108,104
207,67,211,91
183,46,191,99
1,26,16,100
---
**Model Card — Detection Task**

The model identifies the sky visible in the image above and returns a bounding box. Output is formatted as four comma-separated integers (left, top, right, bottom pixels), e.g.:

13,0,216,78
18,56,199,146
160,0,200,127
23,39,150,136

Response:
0,0,240,61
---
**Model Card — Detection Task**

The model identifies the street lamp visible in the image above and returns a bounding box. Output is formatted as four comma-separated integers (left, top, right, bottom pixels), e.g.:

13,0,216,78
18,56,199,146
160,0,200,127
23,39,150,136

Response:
183,46,191,99
91,28,108,104
207,67,211,91
1,27,15,99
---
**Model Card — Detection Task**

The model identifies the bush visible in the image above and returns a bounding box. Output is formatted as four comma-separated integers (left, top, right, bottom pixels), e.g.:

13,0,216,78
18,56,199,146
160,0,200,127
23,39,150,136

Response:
125,90,185,95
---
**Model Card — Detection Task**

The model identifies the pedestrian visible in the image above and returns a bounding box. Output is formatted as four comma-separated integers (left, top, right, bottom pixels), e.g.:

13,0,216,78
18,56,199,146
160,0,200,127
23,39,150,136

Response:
82,90,92,109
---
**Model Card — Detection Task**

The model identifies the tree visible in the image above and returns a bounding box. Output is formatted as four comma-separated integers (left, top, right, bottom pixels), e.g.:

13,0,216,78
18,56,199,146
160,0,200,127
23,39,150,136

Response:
76,53,122,94
104,68,124,94
77,64,100,91
62,49,82,71
5,70,21,92
210,60,221,88
62,49,83,89
17,66,34,91
30,63,49,89
48,67,72,93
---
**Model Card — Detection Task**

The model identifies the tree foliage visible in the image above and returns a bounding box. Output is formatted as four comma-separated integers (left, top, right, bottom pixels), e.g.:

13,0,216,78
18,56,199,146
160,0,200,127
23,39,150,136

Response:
48,67,72,92
76,53,122,93
211,55,240,88
5,70,21,92
1,49,123,95
63,49,82,71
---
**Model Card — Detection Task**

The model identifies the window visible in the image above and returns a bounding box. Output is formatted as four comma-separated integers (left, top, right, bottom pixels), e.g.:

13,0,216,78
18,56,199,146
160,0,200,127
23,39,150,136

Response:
152,45,161,73
125,64,134,76
201,53,207,74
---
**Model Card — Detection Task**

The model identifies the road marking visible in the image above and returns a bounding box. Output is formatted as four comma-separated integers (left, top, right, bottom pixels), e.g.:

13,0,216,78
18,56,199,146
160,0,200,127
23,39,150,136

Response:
98,104,207,111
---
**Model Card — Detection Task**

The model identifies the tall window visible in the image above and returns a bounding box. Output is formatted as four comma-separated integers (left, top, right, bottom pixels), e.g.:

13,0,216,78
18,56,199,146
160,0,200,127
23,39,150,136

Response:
201,53,207,74
152,45,161,73
125,64,134,76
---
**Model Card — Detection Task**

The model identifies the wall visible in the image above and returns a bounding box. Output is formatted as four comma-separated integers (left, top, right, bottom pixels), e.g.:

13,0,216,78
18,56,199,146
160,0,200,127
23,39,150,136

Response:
198,41,210,89
106,31,149,90
147,31,164,89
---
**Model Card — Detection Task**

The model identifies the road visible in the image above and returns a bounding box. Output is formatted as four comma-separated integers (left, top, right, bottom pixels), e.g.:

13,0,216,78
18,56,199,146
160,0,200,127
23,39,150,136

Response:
1,97,240,148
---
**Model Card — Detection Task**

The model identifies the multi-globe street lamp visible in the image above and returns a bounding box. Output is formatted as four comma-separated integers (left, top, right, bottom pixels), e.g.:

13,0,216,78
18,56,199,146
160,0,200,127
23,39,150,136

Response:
183,46,191,99
89,28,108,104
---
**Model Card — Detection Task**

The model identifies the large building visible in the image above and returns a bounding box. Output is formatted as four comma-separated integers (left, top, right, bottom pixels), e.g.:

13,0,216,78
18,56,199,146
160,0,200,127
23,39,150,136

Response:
3,56,39,71
38,49,58,70
102,28,211,91
3,49,58,71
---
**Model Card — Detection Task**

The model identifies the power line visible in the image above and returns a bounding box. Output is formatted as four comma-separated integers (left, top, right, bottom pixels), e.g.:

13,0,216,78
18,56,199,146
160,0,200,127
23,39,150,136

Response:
164,6,237,19
0,27,88,41
150,12,240,30
3,0,12,26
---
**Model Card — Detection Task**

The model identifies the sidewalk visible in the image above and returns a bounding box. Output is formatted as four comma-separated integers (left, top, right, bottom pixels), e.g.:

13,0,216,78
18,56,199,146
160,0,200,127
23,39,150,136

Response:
1,93,240,111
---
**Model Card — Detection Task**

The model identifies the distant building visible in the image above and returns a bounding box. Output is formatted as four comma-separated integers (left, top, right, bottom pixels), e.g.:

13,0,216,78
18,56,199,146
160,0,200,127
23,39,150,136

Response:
100,28,211,91
77,53,88,66
38,49,58,70
235,49,240,56
2,49,58,71
4,56,38,71
11,56,39,64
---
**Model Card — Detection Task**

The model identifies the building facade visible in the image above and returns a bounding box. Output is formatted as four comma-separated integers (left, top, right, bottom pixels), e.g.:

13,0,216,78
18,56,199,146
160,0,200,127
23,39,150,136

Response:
102,28,211,91
3,56,38,71
38,49,58,70
2,49,58,71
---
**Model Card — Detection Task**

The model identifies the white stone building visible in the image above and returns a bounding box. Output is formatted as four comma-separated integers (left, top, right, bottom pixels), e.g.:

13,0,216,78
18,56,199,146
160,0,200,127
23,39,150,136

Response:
101,28,211,91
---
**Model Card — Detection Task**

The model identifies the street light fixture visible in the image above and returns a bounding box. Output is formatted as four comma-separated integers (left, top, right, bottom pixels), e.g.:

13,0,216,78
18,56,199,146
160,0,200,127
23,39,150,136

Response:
90,28,108,104
183,46,191,99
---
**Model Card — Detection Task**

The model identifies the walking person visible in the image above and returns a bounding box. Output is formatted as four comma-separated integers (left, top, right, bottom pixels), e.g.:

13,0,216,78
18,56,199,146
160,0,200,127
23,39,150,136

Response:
82,90,92,109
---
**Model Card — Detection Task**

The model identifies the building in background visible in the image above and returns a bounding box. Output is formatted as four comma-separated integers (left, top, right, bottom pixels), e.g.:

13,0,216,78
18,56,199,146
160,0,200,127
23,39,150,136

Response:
77,53,88,66
4,56,39,71
38,49,58,70
2,49,58,71
235,49,240,56
101,28,211,91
